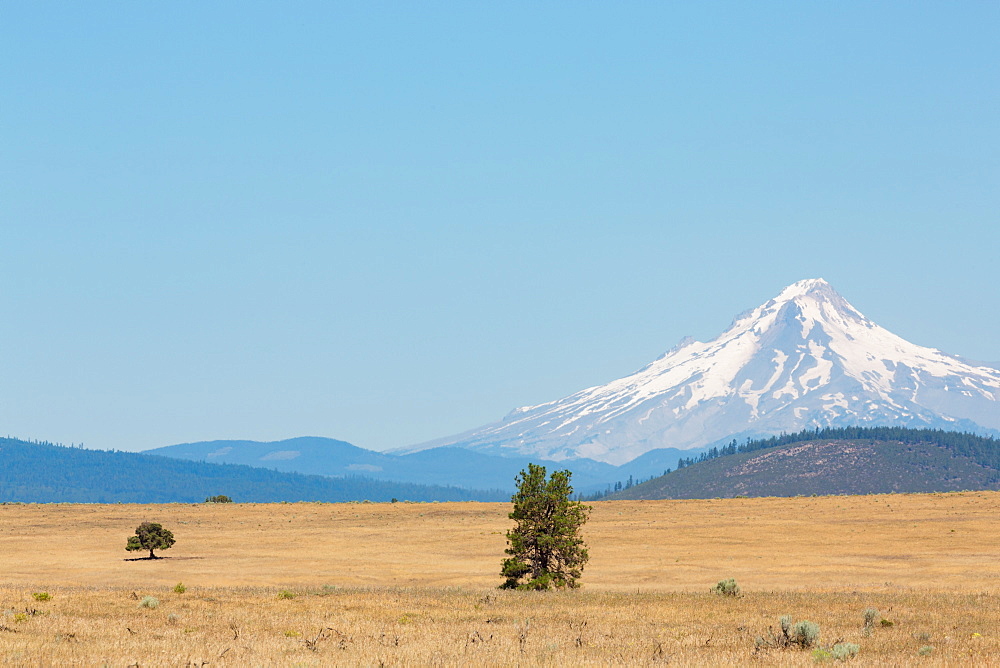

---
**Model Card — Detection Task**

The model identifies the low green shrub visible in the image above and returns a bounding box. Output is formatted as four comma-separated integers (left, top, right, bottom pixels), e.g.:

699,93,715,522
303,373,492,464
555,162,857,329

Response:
173,582,186,594
862,607,878,636
813,648,832,662
712,578,740,597
831,643,860,660
139,596,159,609
793,620,821,648
757,615,821,651
813,643,860,663
277,590,296,600
31,592,51,602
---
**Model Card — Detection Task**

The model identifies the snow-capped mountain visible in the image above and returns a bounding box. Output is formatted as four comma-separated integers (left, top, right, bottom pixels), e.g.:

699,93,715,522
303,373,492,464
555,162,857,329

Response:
413,279,1000,465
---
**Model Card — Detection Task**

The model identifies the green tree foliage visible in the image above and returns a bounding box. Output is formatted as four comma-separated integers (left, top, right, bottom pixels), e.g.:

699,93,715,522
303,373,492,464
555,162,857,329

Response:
126,522,176,559
501,464,590,590
205,495,233,503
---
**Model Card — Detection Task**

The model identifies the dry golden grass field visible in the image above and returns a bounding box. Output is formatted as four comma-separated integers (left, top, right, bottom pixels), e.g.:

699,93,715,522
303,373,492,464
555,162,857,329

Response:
2,492,999,665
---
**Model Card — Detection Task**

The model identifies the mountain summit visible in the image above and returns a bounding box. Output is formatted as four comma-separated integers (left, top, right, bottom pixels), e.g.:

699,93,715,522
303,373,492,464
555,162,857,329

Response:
415,279,1000,465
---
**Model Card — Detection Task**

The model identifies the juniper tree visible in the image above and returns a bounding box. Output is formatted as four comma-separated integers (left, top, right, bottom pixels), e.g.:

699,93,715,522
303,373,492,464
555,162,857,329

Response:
501,463,590,590
126,522,175,559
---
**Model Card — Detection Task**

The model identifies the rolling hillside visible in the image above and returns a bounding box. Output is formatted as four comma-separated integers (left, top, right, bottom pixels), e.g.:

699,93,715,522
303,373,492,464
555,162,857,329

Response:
0,438,506,503
144,436,685,493
609,429,1000,499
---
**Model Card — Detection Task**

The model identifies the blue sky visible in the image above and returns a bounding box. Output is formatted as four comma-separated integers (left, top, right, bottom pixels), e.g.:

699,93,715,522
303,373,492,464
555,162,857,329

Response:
2,2,997,452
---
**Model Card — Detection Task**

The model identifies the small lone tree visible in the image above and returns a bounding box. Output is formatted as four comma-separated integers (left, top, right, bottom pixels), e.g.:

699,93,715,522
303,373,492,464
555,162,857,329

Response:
205,495,232,503
501,463,590,590
126,522,175,559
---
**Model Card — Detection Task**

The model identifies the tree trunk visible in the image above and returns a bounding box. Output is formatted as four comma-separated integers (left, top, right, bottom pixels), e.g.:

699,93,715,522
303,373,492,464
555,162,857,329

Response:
149,549,156,559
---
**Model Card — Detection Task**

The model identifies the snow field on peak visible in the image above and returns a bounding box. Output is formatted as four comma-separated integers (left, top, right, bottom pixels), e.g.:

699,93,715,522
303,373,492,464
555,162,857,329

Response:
499,280,999,437
417,280,1000,464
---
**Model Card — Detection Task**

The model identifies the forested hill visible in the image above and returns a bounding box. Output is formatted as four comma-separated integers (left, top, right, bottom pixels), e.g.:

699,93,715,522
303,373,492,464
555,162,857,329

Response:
678,427,1000,470
606,427,1000,500
0,438,506,503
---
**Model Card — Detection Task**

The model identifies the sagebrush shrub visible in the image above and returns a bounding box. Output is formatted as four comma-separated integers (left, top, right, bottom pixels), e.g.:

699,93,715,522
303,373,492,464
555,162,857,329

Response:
862,607,878,636
793,620,820,648
813,642,859,663
758,615,821,651
831,642,860,660
780,615,794,639
712,578,740,597
139,596,159,609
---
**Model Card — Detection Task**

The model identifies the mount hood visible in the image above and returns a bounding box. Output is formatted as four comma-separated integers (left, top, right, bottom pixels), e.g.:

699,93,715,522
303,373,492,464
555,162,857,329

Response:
414,279,1000,465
